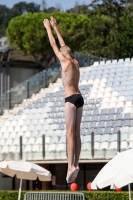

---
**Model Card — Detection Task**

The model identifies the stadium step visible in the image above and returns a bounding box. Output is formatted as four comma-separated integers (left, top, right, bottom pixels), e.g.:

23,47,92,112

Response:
0,71,67,122
0,67,86,123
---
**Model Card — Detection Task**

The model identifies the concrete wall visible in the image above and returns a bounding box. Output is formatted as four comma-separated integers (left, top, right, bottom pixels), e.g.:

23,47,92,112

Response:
10,66,39,88
0,172,12,190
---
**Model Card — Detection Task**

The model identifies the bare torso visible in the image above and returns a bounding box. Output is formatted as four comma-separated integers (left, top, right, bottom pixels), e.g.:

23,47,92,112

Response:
60,57,80,98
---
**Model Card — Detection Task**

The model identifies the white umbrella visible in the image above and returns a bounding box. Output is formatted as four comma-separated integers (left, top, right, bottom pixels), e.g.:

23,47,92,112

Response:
91,149,133,200
0,160,51,200
110,155,133,200
91,149,133,189
111,155,133,189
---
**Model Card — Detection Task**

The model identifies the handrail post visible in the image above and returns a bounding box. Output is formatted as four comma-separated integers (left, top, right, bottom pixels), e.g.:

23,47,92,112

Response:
117,130,121,152
42,134,45,159
43,70,46,88
91,131,94,158
20,136,23,160
9,90,11,109
27,80,29,98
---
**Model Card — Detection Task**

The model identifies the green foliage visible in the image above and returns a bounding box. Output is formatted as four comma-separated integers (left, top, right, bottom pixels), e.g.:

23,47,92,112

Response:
66,4,89,14
7,12,50,55
73,14,116,58
116,10,133,59
46,7,60,13
6,9,133,60
86,0,133,58
2,0,133,60
83,191,130,200
0,5,10,37
6,12,90,62
0,2,41,38
9,2,40,17
0,191,24,200
0,191,131,200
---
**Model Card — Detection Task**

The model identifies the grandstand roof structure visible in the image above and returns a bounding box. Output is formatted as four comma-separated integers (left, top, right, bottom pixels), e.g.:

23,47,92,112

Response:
0,37,44,65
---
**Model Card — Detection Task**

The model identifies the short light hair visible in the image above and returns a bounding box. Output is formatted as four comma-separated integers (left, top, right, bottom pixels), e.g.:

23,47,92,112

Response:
60,45,72,56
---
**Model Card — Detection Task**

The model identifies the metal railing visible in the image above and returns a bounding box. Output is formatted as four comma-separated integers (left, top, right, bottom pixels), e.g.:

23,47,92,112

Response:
0,52,106,115
0,63,61,115
74,52,106,67
0,132,122,161
0,70,46,114
24,192,85,200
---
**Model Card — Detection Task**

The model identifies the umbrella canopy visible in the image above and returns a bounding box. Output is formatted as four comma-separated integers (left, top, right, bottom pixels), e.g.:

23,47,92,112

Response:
91,149,133,189
111,156,133,189
0,160,51,200
0,160,51,181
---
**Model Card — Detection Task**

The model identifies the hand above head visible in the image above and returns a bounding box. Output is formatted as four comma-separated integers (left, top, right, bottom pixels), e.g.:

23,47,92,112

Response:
43,19,51,29
50,16,57,28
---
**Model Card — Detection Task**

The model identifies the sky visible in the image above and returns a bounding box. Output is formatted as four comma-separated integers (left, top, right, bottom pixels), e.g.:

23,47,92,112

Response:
0,0,92,11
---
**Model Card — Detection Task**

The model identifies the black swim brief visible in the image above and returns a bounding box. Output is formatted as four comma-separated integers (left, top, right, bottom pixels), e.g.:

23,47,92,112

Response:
65,94,84,108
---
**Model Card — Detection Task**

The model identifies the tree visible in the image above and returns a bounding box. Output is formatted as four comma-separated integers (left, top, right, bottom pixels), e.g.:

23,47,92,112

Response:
42,0,46,11
6,6,133,63
72,14,117,58
9,2,40,19
116,8,133,58
46,7,60,13
26,2,40,12
89,0,131,26
88,0,133,58
0,2,41,38
6,12,90,67
80,5,89,14
55,3,63,12
73,1,80,13
66,4,89,14
0,5,10,37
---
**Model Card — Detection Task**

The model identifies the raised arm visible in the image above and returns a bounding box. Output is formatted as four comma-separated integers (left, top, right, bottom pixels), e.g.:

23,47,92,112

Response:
43,19,64,61
50,16,66,47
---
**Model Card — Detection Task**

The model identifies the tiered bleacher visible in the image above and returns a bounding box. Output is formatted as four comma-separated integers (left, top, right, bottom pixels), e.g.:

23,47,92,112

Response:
0,58,133,161
0,63,61,114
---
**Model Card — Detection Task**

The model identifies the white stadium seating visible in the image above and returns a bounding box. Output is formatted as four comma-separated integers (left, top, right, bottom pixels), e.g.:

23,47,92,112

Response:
0,58,133,161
